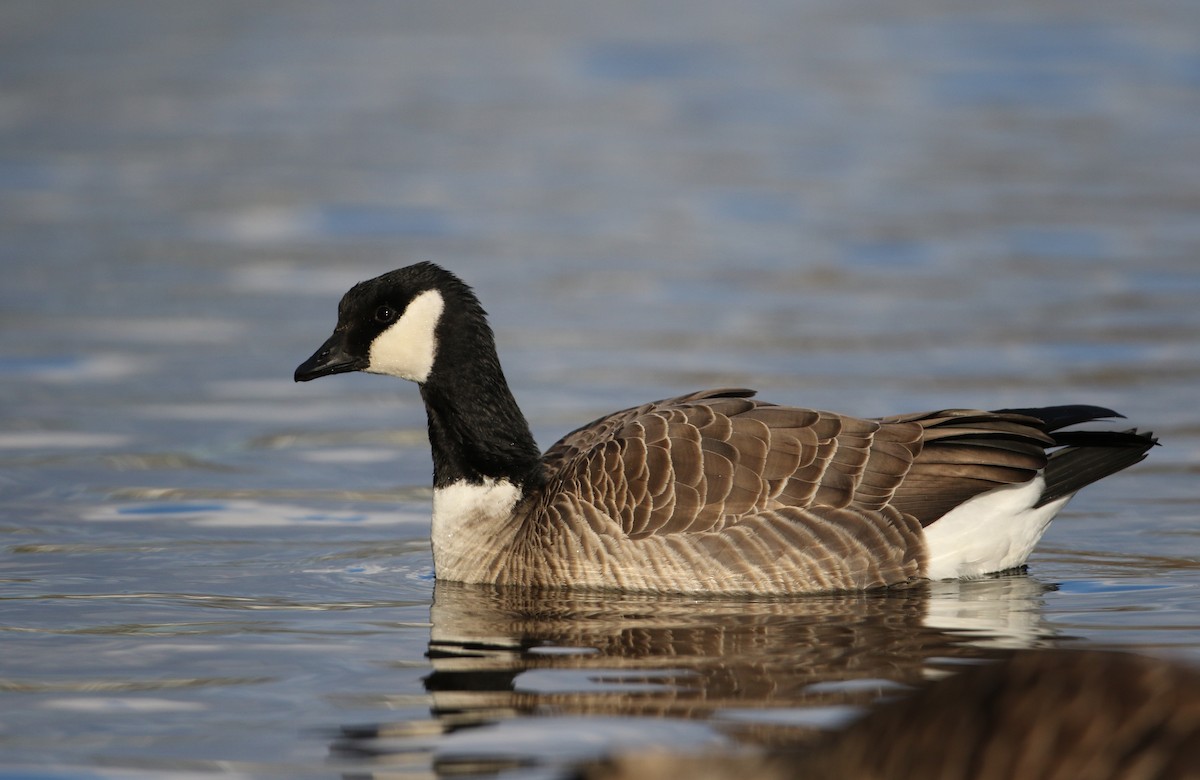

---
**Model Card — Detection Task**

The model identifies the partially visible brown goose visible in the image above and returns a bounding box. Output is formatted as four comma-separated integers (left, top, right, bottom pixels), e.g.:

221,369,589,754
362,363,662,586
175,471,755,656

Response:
581,649,1200,780
294,262,1156,595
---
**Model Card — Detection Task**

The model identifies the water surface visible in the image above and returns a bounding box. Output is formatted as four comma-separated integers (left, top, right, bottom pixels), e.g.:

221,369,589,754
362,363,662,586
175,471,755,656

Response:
2,1,1199,777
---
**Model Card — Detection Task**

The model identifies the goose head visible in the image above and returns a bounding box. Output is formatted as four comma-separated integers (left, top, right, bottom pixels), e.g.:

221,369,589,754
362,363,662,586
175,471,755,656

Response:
294,262,542,491
294,262,475,385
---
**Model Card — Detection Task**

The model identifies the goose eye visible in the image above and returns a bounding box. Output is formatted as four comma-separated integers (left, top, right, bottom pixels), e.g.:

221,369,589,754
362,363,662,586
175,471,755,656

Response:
375,306,397,323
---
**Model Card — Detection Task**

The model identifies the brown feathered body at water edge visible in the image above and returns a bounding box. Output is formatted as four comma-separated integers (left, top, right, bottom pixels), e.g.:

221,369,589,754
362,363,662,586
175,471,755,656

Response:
582,650,1200,780
296,263,1156,594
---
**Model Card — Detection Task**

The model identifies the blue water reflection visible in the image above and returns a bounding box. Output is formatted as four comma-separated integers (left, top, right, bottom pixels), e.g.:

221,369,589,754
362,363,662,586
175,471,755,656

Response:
1,0,1197,776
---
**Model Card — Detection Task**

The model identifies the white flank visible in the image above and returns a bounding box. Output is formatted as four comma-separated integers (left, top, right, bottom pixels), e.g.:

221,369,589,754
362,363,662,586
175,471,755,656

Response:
922,475,1073,580
366,288,445,382
431,478,522,582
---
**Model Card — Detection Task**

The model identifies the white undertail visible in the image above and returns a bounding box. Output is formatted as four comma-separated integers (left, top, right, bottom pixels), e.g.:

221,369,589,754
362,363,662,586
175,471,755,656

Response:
922,476,1072,580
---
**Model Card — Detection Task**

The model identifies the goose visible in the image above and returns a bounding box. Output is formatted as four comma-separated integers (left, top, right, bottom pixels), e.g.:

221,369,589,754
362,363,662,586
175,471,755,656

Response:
294,262,1156,595
581,649,1200,780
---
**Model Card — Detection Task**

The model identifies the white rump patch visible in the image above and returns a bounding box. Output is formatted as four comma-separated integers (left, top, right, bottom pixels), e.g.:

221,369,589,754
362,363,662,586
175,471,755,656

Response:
366,288,445,382
923,476,1072,580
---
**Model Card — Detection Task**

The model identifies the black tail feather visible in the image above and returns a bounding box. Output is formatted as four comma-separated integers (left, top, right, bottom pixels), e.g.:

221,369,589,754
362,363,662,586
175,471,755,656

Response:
994,404,1124,432
991,405,1156,508
1037,429,1157,508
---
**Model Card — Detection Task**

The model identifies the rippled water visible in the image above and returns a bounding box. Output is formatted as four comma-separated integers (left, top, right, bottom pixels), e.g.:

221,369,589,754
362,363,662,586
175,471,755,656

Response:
2,1,1199,777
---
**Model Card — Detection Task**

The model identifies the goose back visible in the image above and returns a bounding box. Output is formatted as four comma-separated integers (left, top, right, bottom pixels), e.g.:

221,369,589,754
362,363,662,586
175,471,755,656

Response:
496,389,1060,593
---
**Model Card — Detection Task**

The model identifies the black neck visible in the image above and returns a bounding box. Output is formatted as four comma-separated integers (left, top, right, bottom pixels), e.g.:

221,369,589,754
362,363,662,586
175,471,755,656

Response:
419,360,544,492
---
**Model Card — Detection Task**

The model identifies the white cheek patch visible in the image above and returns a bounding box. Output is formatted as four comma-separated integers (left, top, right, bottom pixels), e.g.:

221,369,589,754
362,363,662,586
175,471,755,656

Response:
366,288,445,382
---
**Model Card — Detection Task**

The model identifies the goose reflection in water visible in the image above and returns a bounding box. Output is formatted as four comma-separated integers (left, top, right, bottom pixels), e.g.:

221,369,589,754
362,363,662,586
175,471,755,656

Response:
333,575,1066,771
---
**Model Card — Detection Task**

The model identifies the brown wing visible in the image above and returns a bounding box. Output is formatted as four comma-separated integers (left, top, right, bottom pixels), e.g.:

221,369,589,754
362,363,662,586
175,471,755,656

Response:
540,388,930,539
881,409,1052,524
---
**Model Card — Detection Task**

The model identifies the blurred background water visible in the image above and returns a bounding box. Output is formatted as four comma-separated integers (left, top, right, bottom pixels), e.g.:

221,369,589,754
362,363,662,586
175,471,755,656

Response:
1,1,1198,777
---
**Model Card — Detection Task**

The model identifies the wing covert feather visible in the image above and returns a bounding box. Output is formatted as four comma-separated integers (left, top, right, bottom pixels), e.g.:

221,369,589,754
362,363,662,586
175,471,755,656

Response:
539,390,1059,542
540,389,923,540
